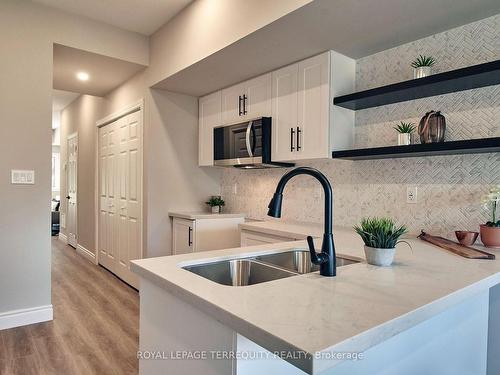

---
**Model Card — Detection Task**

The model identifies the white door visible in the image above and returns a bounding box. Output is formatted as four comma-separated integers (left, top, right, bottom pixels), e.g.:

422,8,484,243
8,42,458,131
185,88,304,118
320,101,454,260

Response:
66,133,78,248
297,52,330,159
221,82,245,125
243,73,271,120
172,218,195,255
199,91,221,166
98,110,143,288
271,64,298,162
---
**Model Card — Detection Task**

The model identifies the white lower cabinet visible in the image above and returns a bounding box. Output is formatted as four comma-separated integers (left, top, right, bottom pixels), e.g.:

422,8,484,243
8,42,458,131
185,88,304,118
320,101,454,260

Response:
240,230,297,247
172,216,245,255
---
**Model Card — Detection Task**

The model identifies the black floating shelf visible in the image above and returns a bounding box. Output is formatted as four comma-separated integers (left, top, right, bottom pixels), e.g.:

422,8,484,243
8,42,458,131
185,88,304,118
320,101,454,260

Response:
334,60,500,110
332,137,500,160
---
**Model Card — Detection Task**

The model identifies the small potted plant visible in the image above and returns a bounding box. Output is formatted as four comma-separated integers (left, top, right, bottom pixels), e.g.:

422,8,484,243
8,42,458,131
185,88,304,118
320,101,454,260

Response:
480,186,500,248
411,55,436,78
354,217,409,266
206,196,225,214
394,121,416,145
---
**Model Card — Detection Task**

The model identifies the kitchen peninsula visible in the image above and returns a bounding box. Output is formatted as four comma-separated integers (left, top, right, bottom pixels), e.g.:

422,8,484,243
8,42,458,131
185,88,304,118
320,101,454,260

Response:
132,227,500,374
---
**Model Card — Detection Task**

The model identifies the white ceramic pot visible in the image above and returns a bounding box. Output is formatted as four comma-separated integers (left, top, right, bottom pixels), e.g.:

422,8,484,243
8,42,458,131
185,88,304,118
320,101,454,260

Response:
397,133,412,146
414,66,431,79
211,206,220,214
364,246,396,266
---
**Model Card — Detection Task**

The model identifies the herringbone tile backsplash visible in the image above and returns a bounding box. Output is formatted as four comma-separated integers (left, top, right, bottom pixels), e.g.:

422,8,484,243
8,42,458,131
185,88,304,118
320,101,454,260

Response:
221,14,500,241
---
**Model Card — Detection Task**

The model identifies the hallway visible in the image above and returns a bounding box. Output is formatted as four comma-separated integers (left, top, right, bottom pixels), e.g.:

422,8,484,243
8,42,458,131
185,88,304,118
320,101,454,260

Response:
0,239,139,375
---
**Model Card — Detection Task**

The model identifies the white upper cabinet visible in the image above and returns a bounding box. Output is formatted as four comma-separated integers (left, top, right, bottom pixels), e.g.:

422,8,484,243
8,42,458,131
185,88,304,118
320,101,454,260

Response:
199,51,355,166
272,51,355,162
271,64,298,161
198,91,221,166
221,73,272,125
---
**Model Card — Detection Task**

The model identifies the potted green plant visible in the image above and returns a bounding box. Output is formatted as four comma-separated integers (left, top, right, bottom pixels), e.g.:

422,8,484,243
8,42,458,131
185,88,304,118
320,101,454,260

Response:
394,121,416,145
206,196,225,214
411,55,436,78
480,186,500,248
354,217,409,266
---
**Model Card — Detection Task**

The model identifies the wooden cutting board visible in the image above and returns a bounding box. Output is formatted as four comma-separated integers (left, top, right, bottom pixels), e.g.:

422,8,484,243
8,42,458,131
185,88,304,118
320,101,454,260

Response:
418,231,495,260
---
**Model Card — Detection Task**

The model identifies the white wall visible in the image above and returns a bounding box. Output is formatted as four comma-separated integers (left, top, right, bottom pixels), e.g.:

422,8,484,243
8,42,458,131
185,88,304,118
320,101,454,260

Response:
0,0,148,323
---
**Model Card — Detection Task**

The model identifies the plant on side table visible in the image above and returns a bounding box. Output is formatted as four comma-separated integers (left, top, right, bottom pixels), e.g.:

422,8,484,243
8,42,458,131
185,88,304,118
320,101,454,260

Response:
411,55,436,78
394,121,416,146
354,217,409,266
206,196,225,214
480,186,500,248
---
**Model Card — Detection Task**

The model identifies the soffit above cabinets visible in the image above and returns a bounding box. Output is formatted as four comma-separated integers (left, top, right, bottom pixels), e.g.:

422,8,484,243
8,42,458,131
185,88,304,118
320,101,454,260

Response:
53,44,146,97
153,0,500,96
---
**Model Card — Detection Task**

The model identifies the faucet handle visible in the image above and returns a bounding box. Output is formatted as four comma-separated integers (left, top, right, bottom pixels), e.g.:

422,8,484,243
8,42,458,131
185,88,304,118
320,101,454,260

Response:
307,236,329,265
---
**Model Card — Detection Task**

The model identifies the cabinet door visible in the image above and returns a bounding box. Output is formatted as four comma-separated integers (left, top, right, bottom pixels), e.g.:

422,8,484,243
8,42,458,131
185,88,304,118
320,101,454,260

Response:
243,73,271,120
271,64,298,162
297,52,330,159
221,82,245,125
199,91,221,166
173,218,195,255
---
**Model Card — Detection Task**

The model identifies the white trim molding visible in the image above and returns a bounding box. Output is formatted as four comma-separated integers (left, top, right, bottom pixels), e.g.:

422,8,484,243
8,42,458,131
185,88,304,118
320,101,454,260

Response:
0,305,53,330
58,232,68,243
77,244,97,265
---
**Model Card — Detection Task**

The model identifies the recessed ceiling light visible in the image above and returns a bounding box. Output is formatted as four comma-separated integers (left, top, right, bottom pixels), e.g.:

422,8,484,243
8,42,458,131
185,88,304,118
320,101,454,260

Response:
76,71,89,81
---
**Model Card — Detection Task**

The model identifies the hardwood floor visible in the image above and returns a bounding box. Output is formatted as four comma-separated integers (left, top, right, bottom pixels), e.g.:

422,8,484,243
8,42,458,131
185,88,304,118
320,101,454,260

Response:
0,238,139,375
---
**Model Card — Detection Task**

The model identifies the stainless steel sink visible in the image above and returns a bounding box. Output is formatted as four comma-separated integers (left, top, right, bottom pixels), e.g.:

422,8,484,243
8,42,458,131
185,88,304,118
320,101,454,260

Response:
183,259,297,286
255,249,360,274
182,249,361,286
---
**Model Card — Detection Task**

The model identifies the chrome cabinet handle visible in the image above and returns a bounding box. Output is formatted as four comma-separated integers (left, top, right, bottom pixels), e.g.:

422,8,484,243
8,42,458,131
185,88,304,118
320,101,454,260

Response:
238,95,242,116
188,227,193,247
290,127,295,152
296,126,302,151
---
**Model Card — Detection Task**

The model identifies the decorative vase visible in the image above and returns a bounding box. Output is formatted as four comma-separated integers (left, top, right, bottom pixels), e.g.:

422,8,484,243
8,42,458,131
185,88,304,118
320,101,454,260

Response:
397,133,412,146
364,246,396,266
418,111,446,143
480,225,500,248
211,206,220,214
414,66,431,79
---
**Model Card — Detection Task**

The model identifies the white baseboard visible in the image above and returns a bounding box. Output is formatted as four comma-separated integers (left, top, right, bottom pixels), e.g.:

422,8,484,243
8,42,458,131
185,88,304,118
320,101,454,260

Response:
58,232,67,243
0,305,53,330
77,244,97,264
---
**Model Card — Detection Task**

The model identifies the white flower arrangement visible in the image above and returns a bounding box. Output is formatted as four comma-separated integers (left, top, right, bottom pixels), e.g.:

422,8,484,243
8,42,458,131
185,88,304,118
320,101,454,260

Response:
482,185,500,226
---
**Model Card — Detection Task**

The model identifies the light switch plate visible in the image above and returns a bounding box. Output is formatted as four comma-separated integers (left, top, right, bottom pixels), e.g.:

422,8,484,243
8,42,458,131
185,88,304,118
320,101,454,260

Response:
11,170,35,184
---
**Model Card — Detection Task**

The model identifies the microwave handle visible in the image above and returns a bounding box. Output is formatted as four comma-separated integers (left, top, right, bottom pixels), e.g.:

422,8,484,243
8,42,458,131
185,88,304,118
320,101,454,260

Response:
245,121,254,157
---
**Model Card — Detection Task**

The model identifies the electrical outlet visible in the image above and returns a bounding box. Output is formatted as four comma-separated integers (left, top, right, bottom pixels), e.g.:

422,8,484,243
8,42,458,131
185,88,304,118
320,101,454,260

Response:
407,186,417,204
232,183,238,195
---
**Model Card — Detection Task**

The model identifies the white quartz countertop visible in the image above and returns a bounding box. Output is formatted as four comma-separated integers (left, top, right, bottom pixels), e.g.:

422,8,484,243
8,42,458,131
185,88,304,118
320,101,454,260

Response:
131,227,500,374
169,211,246,220
240,220,325,239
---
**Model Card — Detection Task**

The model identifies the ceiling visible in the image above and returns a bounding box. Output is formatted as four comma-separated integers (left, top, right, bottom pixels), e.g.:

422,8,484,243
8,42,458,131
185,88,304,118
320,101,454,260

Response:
52,89,79,112
154,0,500,96
53,44,146,96
32,0,193,35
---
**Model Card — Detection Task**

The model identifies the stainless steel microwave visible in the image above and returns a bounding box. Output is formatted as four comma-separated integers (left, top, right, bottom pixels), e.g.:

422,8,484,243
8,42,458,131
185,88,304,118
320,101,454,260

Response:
213,117,293,168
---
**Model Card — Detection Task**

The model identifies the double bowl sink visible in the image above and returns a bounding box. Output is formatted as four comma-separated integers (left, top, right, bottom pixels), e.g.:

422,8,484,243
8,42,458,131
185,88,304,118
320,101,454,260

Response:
183,249,360,286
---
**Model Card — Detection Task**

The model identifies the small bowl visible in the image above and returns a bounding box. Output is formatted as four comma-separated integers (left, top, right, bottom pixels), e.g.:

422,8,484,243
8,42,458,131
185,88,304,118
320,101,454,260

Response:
455,231,479,246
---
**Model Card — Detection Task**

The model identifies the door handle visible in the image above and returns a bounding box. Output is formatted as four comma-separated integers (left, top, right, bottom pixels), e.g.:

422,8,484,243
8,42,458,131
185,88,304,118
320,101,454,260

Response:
242,94,248,115
290,128,295,152
245,121,254,157
296,126,302,151
66,196,71,199
238,95,242,116
188,227,193,247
